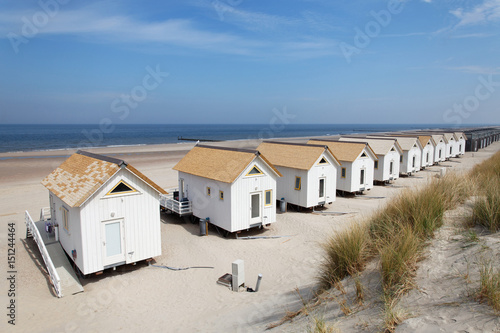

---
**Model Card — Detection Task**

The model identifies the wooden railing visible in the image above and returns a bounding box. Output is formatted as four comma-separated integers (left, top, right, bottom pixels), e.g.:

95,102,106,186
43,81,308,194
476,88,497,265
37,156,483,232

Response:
40,207,51,221
25,211,62,298
160,195,192,216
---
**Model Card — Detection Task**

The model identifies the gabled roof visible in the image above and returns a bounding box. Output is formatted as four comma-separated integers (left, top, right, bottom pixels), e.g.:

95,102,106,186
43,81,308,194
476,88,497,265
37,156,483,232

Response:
41,150,166,208
454,131,467,141
308,139,377,162
430,134,447,144
442,132,457,142
369,136,422,151
257,141,341,170
338,137,403,156
173,145,281,184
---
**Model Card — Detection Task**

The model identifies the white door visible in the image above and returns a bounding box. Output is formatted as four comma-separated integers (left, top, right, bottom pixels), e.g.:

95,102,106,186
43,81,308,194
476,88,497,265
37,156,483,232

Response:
250,192,261,224
102,219,126,266
319,178,326,202
360,169,365,186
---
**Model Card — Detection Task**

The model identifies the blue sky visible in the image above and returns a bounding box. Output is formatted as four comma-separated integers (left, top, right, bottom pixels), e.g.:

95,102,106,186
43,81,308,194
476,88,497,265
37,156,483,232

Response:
1,0,499,125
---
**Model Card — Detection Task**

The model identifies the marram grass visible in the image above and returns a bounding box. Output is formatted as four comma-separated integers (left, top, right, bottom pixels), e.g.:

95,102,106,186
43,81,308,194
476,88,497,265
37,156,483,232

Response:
318,223,371,291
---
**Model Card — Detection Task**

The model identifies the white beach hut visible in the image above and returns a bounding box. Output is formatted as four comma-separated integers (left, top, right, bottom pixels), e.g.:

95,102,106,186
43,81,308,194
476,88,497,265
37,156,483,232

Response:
308,139,377,194
172,145,282,234
338,137,402,183
454,131,467,156
41,150,166,275
369,136,423,176
430,134,447,164
257,141,341,209
418,136,436,168
442,132,459,158
394,135,435,168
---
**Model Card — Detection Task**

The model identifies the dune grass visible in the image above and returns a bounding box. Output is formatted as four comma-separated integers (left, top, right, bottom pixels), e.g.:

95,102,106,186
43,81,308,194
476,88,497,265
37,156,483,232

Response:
308,316,341,333
318,223,372,291
477,258,500,313
316,150,499,330
379,226,422,300
469,152,500,232
471,180,500,232
319,174,470,296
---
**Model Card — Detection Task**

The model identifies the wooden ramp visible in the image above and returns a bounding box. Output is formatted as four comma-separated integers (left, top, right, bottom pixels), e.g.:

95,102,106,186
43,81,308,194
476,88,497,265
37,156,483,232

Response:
45,243,84,296
26,210,83,297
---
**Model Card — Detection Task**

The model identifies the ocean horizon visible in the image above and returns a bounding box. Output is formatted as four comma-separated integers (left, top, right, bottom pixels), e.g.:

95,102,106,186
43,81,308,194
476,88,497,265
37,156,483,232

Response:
0,123,495,154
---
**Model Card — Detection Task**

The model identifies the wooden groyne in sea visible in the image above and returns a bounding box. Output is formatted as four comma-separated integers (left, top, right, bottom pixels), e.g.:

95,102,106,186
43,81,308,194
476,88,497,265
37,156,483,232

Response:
177,136,224,142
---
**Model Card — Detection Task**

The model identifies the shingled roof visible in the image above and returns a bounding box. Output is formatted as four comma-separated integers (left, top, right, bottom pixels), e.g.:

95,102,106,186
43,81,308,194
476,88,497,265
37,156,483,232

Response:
308,139,377,163
173,145,282,183
338,137,402,156
257,141,340,170
41,151,166,208
368,136,422,151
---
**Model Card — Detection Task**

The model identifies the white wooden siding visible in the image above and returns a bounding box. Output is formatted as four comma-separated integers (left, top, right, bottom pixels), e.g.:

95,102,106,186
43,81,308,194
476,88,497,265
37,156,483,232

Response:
274,152,338,208
51,193,83,271
400,146,421,174
231,157,278,232
181,156,279,233
306,153,338,207
337,148,375,193
79,168,162,274
457,137,466,155
351,151,375,192
434,140,446,163
376,150,400,182
421,142,435,167
275,166,309,207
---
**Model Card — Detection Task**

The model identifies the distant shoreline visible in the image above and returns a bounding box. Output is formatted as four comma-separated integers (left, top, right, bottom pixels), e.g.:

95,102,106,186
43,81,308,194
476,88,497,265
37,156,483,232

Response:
2,123,496,155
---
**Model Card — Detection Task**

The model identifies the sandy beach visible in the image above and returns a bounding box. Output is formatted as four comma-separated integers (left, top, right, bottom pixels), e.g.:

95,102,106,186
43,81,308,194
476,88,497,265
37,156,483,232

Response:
1,137,499,333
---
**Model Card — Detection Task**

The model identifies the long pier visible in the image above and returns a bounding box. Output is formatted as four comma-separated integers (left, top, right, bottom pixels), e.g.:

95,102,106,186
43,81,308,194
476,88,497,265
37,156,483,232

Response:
177,136,223,142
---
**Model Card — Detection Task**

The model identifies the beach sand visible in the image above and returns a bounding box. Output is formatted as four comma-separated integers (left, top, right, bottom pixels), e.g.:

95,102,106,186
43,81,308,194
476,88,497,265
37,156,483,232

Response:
1,138,499,333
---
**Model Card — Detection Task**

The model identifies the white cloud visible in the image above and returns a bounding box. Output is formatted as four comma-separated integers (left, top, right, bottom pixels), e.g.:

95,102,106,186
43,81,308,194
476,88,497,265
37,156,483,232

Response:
0,4,342,59
451,0,500,27
446,66,500,74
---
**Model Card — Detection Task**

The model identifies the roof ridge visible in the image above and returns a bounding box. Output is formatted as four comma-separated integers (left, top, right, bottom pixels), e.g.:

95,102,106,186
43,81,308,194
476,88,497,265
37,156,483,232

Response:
76,150,127,166
309,138,367,145
195,144,259,155
262,141,328,149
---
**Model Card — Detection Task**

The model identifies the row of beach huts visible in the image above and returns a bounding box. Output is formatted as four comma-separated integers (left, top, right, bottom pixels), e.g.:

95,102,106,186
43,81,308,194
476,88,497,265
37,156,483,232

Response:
25,127,500,296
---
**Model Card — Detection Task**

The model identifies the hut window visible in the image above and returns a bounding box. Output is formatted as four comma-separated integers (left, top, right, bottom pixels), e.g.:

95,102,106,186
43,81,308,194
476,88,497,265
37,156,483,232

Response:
360,152,367,158
62,206,69,231
391,147,395,151
246,166,263,176
400,155,403,163
439,150,442,158
107,180,137,196
341,168,346,178
450,147,452,154
207,187,211,196
265,190,272,206
318,157,328,165
294,177,301,190
389,162,393,174
374,160,378,169
412,156,416,168
219,191,224,200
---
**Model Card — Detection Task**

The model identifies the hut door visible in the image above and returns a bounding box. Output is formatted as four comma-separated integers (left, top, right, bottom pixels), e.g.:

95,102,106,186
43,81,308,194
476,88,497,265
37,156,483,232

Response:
250,192,261,224
360,169,365,185
319,178,326,201
102,219,125,266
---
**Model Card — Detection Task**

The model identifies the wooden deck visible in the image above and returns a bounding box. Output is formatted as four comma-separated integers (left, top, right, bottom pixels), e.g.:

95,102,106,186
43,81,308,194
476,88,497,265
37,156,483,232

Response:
26,210,83,297
160,194,193,216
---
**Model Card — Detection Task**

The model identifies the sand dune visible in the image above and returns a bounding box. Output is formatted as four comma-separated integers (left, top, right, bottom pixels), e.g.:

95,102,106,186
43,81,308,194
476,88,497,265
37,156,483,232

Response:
0,138,498,332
